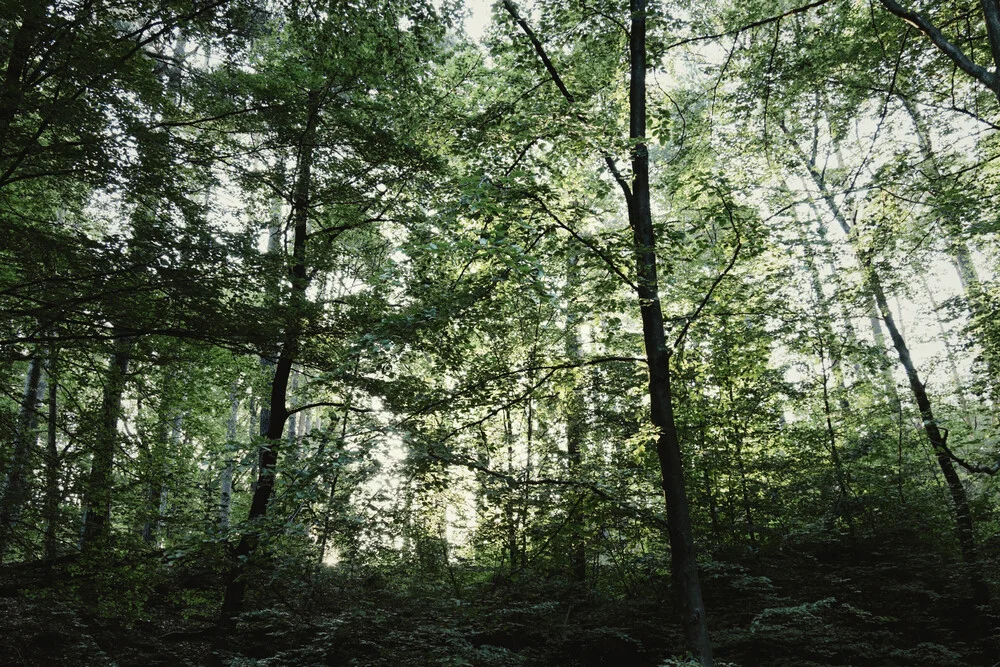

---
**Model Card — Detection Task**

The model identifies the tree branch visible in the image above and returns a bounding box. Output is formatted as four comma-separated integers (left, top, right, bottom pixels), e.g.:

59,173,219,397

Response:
500,0,633,203
664,0,835,51
285,402,372,418
530,195,638,290
878,0,1000,95
938,429,1000,475
672,200,742,352
425,448,671,531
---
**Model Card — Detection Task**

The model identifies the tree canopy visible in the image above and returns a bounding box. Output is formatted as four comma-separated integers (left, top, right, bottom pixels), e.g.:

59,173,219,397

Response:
1,1,999,665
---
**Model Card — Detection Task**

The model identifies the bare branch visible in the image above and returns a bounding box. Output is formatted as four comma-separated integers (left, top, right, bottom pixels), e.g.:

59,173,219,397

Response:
938,429,1000,475
530,195,637,290
500,0,634,203
285,402,372,418
664,0,835,52
671,199,742,352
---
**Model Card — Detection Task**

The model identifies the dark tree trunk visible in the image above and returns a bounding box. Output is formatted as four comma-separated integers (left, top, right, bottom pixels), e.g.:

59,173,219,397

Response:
219,99,318,627
565,253,587,583
143,410,179,546
44,348,60,560
865,266,992,613
502,407,520,571
628,1,712,661
0,354,43,560
81,339,132,552
786,118,993,626
220,384,239,531
500,1,712,658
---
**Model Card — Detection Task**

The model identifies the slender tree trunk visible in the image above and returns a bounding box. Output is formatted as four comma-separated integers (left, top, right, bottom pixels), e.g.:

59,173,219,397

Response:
0,354,43,561
786,126,899,402
502,407,519,571
702,455,721,542
627,1,711,660
81,339,132,552
44,348,60,559
316,365,356,570
901,97,1000,412
219,98,318,626
500,1,712,658
787,119,992,621
917,271,973,421
521,325,538,570
980,0,1000,88
565,253,587,582
819,348,855,539
865,264,992,612
796,209,852,412
143,386,177,545
221,384,239,531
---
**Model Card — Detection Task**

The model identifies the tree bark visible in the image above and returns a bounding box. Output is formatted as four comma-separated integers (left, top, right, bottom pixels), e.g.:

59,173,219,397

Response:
219,97,318,626
981,0,1000,76
565,253,587,582
627,1,712,661
0,354,43,560
44,348,60,559
81,339,132,552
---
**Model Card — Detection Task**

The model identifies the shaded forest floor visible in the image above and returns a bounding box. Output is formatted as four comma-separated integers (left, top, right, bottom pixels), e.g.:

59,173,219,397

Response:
0,532,997,666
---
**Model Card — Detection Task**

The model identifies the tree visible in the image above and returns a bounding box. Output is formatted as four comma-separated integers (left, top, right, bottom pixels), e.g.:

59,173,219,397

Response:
498,0,714,660
215,0,453,625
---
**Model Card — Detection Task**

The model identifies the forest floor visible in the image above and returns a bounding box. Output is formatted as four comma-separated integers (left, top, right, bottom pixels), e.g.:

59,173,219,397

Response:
0,532,996,666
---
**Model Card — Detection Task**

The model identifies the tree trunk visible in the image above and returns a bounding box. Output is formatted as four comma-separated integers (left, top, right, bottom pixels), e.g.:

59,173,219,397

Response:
221,384,239,531
219,98,318,626
787,119,992,622
865,264,992,612
81,339,132,552
44,348,60,559
784,124,899,403
628,1,712,661
565,253,587,582
819,348,855,538
502,407,519,571
901,97,1000,411
0,354,43,561
796,207,852,412
500,0,712,658
917,271,972,421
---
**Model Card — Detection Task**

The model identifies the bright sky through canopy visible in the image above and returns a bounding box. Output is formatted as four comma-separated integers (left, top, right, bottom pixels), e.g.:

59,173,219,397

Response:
463,0,493,42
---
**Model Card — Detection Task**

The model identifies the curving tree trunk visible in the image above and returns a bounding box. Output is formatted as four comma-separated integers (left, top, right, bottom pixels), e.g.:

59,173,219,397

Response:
786,122,993,625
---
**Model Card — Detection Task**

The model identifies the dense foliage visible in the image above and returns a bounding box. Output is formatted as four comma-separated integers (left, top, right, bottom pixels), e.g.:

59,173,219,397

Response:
1,0,999,664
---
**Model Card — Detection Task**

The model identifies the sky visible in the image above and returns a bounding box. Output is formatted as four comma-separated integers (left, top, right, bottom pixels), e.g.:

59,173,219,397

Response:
462,0,494,42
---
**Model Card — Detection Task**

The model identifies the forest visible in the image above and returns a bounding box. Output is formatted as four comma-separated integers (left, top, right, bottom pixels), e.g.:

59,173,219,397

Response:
1,0,1000,665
